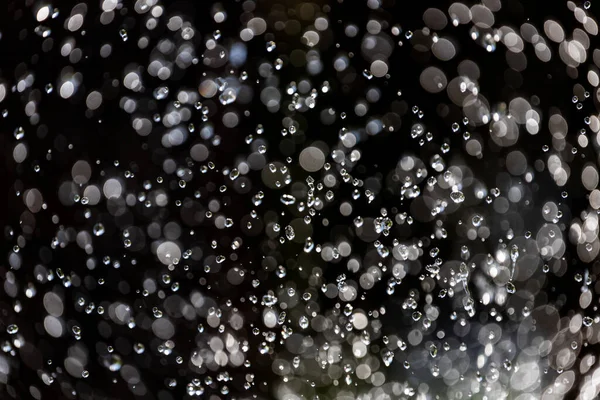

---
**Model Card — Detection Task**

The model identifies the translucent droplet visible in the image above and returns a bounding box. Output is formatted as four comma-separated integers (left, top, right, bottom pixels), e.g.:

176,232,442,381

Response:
450,191,465,204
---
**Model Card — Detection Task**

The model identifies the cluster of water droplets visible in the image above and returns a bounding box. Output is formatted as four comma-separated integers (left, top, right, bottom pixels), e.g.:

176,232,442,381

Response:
5,0,600,399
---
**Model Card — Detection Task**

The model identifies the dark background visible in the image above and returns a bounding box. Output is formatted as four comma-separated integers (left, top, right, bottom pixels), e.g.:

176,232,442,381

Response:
0,0,595,399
